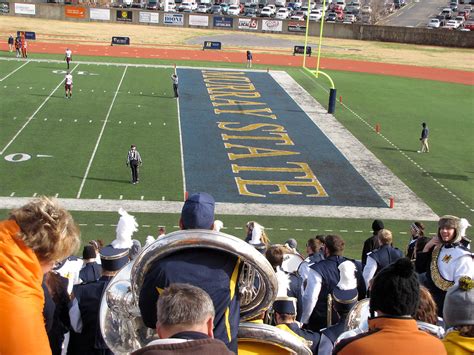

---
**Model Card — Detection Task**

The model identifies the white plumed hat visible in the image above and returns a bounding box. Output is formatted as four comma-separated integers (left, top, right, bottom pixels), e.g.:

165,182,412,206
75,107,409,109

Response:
112,208,138,249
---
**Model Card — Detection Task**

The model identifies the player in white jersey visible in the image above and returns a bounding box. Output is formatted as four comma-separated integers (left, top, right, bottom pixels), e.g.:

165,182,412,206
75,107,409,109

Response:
65,71,73,99
64,48,72,69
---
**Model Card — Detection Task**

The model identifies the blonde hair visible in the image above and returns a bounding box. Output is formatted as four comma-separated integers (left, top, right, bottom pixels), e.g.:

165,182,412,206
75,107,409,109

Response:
9,196,80,263
378,229,393,246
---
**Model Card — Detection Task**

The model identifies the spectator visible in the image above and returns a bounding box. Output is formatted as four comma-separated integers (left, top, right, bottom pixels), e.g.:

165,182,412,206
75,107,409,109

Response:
266,245,304,321
246,50,253,68
361,219,385,267
89,239,104,265
0,196,80,354
299,237,325,290
302,234,365,332
416,215,474,316
442,276,474,354
68,244,130,355
363,229,403,289
245,221,270,254
318,262,359,355
78,245,101,284
416,286,445,339
334,258,446,355
273,297,320,354
407,221,426,260
132,283,233,354
44,271,71,355
171,73,179,98
157,226,166,238
139,192,241,353
418,122,429,153
8,34,13,52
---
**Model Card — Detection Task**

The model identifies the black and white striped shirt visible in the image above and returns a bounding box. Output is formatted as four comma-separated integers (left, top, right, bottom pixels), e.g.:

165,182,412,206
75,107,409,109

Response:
127,149,142,164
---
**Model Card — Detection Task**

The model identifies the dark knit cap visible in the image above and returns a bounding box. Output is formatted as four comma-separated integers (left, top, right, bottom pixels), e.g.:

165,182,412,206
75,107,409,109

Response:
371,219,384,233
82,245,96,260
370,257,419,316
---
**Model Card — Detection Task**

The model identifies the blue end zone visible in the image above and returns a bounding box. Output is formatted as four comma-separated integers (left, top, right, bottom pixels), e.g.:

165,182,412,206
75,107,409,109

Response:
178,68,385,207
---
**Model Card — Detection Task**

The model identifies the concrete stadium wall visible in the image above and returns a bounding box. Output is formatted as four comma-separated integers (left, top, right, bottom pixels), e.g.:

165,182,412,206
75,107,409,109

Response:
2,2,474,48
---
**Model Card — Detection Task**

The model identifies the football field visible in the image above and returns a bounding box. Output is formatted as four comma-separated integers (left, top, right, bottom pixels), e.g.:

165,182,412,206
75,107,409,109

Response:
0,54,472,256
1,59,183,201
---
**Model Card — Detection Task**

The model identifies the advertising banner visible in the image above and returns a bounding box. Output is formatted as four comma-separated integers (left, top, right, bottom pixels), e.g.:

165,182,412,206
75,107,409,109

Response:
213,16,233,28
111,36,130,45
164,13,184,25
261,19,282,31
90,8,110,21
65,6,86,19
17,31,36,40
116,10,132,22
189,15,209,27
139,11,159,23
288,21,306,32
238,18,258,30
14,3,35,15
0,2,10,14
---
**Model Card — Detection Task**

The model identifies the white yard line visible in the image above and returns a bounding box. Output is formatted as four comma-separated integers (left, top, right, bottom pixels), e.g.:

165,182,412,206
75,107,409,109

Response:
0,60,29,82
0,56,267,72
76,65,129,198
175,70,187,199
0,63,80,155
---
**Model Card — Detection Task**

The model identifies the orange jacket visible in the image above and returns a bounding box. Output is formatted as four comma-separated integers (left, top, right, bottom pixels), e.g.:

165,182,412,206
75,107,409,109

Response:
0,220,52,355
335,316,446,355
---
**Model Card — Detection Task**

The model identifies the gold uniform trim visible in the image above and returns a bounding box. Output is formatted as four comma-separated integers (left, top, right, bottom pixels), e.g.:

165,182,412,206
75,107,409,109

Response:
430,246,454,291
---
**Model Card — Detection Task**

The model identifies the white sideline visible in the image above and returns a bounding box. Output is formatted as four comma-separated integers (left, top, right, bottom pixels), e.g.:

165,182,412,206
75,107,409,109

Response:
0,60,29,82
76,65,129,198
0,63,80,155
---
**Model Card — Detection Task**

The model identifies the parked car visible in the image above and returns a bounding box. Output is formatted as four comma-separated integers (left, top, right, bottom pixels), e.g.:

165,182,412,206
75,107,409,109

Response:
309,9,323,20
178,2,195,12
275,7,291,18
336,0,346,10
244,4,258,16
287,2,301,11
343,13,356,22
227,4,241,15
393,0,406,8
427,18,441,27
450,0,458,11
445,19,460,27
220,2,229,14
435,14,447,25
326,12,337,21
146,1,159,9
464,20,474,29
440,7,453,19
290,10,306,20
210,4,222,13
457,10,470,20
195,4,208,12
260,6,273,16
361,5,372,13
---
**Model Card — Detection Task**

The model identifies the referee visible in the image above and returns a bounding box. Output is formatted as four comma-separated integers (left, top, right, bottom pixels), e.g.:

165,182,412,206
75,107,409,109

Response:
126,144,142,184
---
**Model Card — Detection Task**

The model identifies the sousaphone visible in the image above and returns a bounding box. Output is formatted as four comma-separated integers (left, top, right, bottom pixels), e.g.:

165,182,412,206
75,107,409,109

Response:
100,229,278,354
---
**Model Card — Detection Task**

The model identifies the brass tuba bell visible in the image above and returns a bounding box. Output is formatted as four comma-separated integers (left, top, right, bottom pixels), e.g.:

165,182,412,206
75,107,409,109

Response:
100,229,279,354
